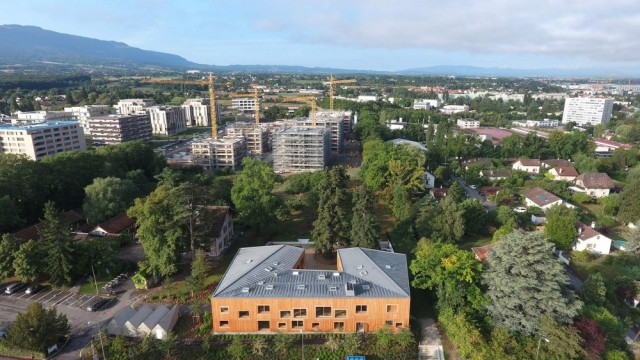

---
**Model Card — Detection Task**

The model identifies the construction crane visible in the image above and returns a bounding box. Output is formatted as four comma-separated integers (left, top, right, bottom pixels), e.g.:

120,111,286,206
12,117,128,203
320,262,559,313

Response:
328,74,356,110
141,72,221,139
285,96,318,125
229,87,261,124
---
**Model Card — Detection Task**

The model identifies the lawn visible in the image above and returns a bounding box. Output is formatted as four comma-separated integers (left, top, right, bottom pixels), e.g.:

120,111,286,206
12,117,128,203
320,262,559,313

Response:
78,275,112,295
459,236,493,251
571,252,640,283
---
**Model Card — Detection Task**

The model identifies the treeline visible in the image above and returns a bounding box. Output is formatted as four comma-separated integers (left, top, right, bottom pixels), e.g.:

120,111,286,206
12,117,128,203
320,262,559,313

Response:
0,141,165,233
0,74,91,91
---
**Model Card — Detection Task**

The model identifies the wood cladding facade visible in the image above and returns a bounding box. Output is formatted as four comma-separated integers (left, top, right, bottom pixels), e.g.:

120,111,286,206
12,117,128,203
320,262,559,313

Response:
211,297,410,333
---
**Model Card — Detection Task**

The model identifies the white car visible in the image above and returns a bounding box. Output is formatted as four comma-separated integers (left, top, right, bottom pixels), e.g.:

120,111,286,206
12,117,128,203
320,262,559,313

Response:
469,184,477,189
514,207,527,213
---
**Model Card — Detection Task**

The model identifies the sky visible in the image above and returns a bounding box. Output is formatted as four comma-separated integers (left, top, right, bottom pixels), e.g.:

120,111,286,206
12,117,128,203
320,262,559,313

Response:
1,0,639,71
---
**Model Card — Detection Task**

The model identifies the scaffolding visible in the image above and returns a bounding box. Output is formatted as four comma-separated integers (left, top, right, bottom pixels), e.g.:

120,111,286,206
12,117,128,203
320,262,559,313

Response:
225,123,270,154
273,126,330,173
315,109,354,133
191,137,247,172
285,116,344,154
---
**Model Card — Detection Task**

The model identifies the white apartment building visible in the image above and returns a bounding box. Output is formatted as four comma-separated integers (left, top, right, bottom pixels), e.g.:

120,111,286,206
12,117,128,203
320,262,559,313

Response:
115,99,156,115
441,105,470,114
456,118,480,128
562,97,614,126
413,99,441,110
488,93,525,102
512,119,560,128
231,97,261,112
14,111,72,121
147,106,187,136
0,121,86,160
181,98,212,127
357,95,378,102
64,105,114,134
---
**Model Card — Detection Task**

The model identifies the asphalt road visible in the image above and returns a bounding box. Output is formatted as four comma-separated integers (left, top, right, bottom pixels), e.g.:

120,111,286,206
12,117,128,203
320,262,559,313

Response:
453,175,495,210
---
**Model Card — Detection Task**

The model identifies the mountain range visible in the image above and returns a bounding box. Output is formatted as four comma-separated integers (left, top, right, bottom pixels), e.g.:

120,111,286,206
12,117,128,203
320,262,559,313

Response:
0,24,637,78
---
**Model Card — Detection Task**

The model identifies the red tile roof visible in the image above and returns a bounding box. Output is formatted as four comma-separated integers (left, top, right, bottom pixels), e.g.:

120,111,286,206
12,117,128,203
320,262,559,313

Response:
480,186,501,196
95,213,136,234
14,210,85,241
542,159,572,167
576,173,614,189
576,221,602,241
516,159,541,167
430,188,449,200
472,243,497,262
552,165,579,177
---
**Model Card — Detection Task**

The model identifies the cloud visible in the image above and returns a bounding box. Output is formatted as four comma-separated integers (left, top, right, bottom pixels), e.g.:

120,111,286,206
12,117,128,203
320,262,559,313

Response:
252,0,640,64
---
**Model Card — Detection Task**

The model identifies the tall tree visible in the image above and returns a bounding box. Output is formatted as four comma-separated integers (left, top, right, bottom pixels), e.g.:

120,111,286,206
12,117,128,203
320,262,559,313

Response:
431,197,465,242
484,231,582,335
461,198,487,237
83,177,139,224
0,234,19,279
231,158,279,233
544,205,578,250
312,168,350,257
13,240,42,283
390,182,412,221
580,273,607,306
4,302,69,353
186,249,210,294
447,181,466,203
40,202,74,286
350,186,381,249
618,179,640,224
537,314,586,359
0,195,24,232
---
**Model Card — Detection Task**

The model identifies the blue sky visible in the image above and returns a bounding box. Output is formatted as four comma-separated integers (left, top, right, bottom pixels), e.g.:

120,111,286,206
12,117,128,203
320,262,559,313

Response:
2,0,639,71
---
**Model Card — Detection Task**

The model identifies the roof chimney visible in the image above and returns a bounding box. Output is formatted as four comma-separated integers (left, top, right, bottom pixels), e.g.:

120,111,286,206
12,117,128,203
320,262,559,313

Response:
591,221,596,229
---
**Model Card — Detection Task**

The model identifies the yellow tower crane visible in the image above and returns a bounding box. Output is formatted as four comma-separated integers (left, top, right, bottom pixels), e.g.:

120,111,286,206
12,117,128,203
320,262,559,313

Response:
230,87,261,124
285,96,318,125
141,72,222,139
328,74,356,110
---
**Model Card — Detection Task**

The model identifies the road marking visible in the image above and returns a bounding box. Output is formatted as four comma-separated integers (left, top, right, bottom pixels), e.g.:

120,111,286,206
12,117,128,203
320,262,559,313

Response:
51,292,75,306
78,296,96,309
32,290,53,302
41,290,61,303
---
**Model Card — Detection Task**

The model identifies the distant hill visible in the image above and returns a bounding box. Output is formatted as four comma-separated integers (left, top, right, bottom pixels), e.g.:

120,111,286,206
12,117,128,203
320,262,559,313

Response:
0,24,198,69
399,65,640,78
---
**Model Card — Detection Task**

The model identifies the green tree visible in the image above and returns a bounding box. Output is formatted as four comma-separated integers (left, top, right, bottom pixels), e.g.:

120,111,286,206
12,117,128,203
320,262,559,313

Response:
411,240,485,311
74,237,118,278
13,240,42,283
431,197,465,242
580,273,607,306
83,177,139,224
461,198,487,237
390,181,412,221
604,350,629,360
599,194,621,216
618,179,640,224
484,231,582,335
544,205,578,250
231,158,279,233
227,336,247,360
360,140,391,190
0,195,24,232
537,314,586,359
4,302,69,353
0,233,19,279
350,186,381,249
39,202,74,286
186,249,210,294
312,168,350,257
447,181,466,203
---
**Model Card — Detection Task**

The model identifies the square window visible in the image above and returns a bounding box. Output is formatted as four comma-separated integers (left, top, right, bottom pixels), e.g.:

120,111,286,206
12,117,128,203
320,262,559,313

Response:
219,321,229,327
385,320,393,326
356,305,367,314
334,309,347,318
333,322,344,330
294,309,307,318
239,311,249,318
315,306,331,317
292,320,303,329
312,322,320,329
220,307,229,314
280,310,291,318
278,322,286,329
258,305,270,313
258,321,270,331
395,323,403,328
386,304,398,313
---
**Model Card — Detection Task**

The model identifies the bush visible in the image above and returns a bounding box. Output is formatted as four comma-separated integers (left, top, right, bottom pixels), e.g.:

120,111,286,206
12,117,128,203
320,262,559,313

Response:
571,249,591,263
572,192,593,204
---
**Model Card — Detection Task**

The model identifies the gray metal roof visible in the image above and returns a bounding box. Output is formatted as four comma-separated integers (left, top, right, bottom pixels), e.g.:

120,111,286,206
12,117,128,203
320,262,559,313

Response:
212,245,410,299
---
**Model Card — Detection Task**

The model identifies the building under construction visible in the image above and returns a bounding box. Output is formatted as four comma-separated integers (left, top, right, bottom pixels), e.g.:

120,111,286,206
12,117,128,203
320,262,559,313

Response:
191,137,246,171
272,126,330,173
285,116,344,154
225,123,270,154
315,109,354,133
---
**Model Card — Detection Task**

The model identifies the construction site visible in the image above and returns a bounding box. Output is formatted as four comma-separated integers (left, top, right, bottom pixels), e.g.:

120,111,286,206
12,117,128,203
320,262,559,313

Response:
225,122,270,154
272,126,331,173
284,116,345,154
191,137,247,171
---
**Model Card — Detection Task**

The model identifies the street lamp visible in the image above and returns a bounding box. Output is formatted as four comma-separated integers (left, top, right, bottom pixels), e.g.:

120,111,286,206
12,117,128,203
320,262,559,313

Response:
300,328,304,360
535,336,549,360
88,321,106,360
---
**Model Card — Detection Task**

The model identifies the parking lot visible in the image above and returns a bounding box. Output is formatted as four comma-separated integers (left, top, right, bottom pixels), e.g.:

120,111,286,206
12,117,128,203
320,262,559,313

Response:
1,287,113,311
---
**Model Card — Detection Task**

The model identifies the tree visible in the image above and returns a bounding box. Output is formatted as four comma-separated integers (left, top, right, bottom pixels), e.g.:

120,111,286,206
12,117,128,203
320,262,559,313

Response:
447,181,466,203
390,181,412,221
227,336,247,360
537,314,586,359
231,158,279,233
618,179,640,224
13,240,42,283
186,249,210,294
582,305,627,349
431,197,465,242
599,194,621,216
461,199,487,237
74,237,118,278
0,195,24,232
575,316,606,360
83,177,139,224
4,302,69,353
581,273,607,306
350,186,381,249
360,140,391,190
312,168,350,257
484,231,582,335
411,240,485,311
39,202,74,286
544,205,578,250
0,234,19,278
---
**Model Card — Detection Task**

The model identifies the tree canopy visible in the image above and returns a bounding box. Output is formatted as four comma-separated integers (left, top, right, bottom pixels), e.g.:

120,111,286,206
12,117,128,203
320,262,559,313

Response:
350,186,381,249
231,158,279,233
4,302,69,353
544,205,578,250
83,176,139,224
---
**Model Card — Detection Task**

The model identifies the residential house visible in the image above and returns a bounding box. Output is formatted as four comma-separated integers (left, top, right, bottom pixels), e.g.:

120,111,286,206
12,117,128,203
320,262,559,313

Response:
423,170,435,189
479,186,501,197
471,243,497,262
205,206,234,258
430,188,449,200
512,159,542,174
211,245,410,334
479,170,511,181
548,165,579,181
90,213,136,240
522,187,564,210
573,221,612,255
461,158,492,171
573,173,614,198
14,210,86,241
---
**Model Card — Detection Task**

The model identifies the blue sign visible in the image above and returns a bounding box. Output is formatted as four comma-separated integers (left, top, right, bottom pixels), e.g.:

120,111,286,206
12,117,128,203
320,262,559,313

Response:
346,356,366,360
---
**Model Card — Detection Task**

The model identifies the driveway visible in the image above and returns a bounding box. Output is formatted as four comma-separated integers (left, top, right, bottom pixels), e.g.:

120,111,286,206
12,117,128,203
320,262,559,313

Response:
417,317,444,360
453,176,495,210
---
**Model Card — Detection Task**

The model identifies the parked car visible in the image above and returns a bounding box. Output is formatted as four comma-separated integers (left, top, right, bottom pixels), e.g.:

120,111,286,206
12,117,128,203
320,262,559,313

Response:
25,284,44,295
470,184,477,189
5,282,27,295
86,298,109,312
0,326,7,338
514,207,527,213
479,192,486,197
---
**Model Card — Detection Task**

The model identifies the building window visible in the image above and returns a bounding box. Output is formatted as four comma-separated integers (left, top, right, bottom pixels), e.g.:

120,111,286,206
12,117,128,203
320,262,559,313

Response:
219,321,229,327
292,320,303,329
385,320,393,326
220,307,229,314
293,308,307,318
386,304,398,313
258,305,270,314
278,322,286,329
333,322,344,330
395,323,403,328
312,322,320,329
280,310,291,318
315,307,331,317
239,311,249,318
334,309,346,318
356,305,367,314
258,321,270,331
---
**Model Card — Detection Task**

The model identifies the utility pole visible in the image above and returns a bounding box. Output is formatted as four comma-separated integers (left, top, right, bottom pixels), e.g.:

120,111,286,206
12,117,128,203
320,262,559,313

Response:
300,328,304,360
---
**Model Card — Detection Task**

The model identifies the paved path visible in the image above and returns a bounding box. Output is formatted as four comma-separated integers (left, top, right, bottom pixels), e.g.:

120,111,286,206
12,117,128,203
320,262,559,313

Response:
417,317,444,360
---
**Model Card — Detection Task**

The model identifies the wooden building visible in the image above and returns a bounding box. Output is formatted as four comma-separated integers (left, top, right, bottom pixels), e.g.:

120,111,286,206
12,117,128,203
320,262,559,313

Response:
210,245,410,334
